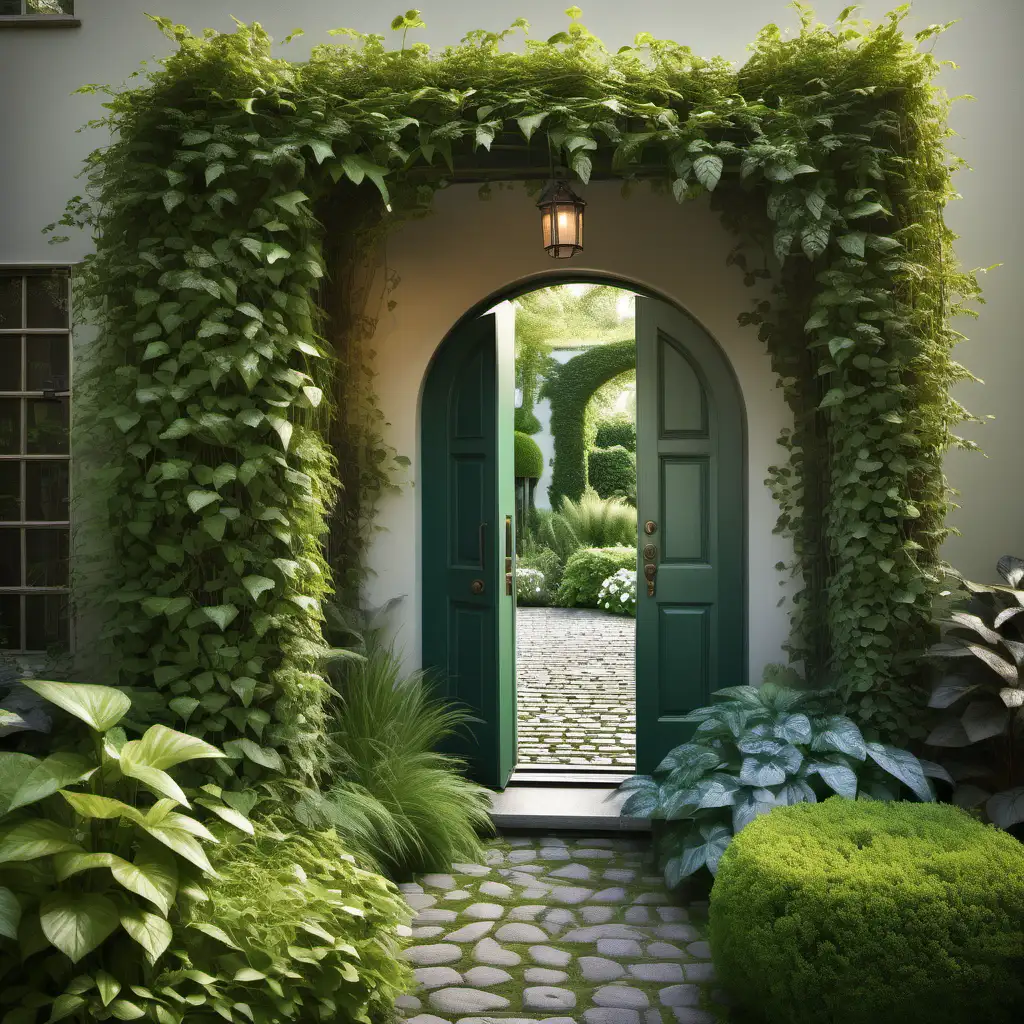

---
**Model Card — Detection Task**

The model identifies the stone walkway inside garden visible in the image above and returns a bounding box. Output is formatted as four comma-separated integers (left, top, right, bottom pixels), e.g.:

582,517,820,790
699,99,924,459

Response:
397,833,726,1023
516,608,635,769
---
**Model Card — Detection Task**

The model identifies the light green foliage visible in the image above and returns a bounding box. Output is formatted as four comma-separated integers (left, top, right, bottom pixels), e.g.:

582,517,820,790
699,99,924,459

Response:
597,568,637,616
0,680,249,1022
535,509,583,563
320,643,493,877
519,546,564,594
559,546,637,608
514,406,542,435
925,555,1024,831
594,417,636,452
587,445,636,503
175,822,413,1024
514,430,544,479
709,798,1024,1023
556,490,637,549
620,682,943,885
515,566,549,606
50,4,978,782
543,340,636,507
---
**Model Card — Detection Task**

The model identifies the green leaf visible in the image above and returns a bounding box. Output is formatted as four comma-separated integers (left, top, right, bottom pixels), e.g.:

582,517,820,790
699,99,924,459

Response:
812,715,866,759
307,138,333,164
805,760,858,798
141,821,215,875
845,200,886,219
692,154,723,191
267,416,293,451
61,791,144,823
864,742,933,802
680,821,732,878
986,786,1024,829
118,762,189,807
800,222,830,258
0,886,21,940
773,712,812,744
202,605,239,631
242,575,275,601
517,112,548,141
40,893,120,963
21,680,131,732
109,1001,146,1021
196,799,254,835
121,906,172,962
818,388,845,409
0,819,80,863
187,490,220,513
224,738,283,771
732,786,777,832
8,752,95,811
96,970,121,1007
46,995,87,1023
110,842,178,916
960,700,1009,743
162,191,185,214
654,744,723,775
52,851,128,882
190,921,240,949
271,191,309,215
123,724,225,770
739,741,802,787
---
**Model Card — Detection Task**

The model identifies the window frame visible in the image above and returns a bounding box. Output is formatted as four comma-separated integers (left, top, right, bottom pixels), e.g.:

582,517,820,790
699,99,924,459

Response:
0,0,79,27
0,263,73,653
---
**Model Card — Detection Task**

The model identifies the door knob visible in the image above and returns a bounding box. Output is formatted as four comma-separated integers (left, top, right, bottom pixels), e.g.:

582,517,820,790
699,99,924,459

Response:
471,579,485,595
643,562,657,598
644,520,658,535
643,543,657,561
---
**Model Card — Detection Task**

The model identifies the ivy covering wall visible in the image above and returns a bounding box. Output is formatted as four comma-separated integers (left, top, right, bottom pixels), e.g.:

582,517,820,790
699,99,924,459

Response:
53,4,980,767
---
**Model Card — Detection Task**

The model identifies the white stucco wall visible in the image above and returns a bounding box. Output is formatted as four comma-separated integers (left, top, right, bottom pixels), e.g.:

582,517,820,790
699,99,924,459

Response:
1,0,1021,653
362,182,795,680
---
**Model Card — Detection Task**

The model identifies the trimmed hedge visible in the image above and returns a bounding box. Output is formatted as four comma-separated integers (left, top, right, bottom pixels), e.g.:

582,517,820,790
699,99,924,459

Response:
709,798,1024,1024
542,339,636,508
514,406,542,435
514,430,544,479
595,418,636,452
558,546,637,608
588,445,636,502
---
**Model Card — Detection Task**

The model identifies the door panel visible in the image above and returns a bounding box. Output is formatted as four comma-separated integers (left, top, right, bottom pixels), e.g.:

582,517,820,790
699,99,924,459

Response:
636,298,745,774
422,308,517,789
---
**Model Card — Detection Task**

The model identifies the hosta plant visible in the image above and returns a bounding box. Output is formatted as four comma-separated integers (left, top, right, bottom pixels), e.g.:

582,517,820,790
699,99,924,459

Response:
0,680,250,1023
925,555,1024,831
620,683,943,886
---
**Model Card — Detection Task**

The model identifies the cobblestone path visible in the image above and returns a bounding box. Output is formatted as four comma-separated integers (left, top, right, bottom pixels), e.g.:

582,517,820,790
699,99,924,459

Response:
516,607,635,769
397,833,727,1023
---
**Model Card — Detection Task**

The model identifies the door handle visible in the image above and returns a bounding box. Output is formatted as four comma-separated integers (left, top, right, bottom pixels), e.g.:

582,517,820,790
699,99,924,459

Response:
644,561,657,597
504,514,513,597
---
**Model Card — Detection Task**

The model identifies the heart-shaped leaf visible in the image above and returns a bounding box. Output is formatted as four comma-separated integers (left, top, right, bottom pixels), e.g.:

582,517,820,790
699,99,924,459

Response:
7,752,94,811
120,907,172,962
811,715,866,760
864,742,933,802
123,724,224,771
654,744,723,775
928,675,976,709
804,760,858,799
985,786,1024,829
733,786,777,832
0,819,80,863
678,821,732,880
110,841,178,916
960,700,1010,743
21,681,130,733
41,893,120,962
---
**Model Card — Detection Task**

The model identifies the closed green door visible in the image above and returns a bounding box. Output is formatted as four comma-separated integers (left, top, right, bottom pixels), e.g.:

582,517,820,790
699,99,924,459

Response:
635,297,746,774
422,306,517,789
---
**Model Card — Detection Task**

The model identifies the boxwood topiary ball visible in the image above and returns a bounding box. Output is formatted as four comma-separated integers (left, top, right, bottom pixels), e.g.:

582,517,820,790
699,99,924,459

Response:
709,797,1024,1024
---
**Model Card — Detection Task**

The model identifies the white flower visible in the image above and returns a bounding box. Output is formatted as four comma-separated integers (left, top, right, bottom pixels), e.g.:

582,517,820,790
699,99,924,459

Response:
621,593,629,603
608,583,619,594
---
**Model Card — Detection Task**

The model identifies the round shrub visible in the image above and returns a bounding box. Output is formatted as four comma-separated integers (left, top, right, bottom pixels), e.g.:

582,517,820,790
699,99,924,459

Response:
514,406,542,435
595,418,636,451
520,546,563,592
709,798,1024,1024
557,546,637,608
588,444,636,502
514,430,544,479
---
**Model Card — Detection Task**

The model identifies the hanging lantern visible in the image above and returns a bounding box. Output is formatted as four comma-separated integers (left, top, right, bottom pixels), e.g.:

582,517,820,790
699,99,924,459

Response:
537,180,585,259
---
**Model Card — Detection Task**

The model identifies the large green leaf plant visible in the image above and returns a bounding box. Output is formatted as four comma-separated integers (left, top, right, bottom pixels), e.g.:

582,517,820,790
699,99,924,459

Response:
0,681,250,1023
621,683,945,886
925,556,1024,831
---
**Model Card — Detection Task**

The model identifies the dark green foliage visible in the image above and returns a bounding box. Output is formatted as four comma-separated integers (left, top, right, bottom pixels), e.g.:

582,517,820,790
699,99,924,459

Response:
709,798,1024,1024
925,556,1024,832
178,822,413,1023
555,491,637,549
558,546,637,608
514,430,544,479
543,340,636,508
620,683,942,885
514,407,541,435
321,643,493,877
594,418,636,452
519,547,564,593
588,445,636,503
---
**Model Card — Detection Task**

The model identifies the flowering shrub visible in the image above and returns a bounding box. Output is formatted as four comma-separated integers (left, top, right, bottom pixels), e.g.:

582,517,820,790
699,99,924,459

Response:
515,566,549,605
598,568,637,616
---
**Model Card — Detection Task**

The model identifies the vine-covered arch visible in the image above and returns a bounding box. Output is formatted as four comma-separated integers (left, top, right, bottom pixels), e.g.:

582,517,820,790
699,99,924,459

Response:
543,338,636,507
57,4,979,787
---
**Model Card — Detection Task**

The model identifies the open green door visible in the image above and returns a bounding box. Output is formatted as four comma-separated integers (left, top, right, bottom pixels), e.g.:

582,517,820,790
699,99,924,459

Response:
635,297,746,774
421,305,517,789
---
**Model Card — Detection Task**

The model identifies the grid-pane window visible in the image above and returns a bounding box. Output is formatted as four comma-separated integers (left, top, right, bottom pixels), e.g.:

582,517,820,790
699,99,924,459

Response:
0,268,71,652
0,2,75,15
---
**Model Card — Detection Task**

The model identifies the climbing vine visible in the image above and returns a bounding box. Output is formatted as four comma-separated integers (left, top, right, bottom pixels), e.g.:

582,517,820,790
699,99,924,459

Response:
51,2,979,766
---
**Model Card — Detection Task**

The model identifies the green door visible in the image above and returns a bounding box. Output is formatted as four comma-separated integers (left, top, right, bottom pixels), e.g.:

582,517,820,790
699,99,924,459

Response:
635,297,746,774
422,306,517,789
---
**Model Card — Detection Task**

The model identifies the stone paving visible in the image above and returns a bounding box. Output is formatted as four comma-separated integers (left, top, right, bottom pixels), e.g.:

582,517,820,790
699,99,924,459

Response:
396,833,728,1024
517,608,635,769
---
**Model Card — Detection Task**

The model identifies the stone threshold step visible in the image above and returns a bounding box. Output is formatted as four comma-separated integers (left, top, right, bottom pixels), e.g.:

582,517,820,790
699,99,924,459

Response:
509,770,631,787
487,785,649,832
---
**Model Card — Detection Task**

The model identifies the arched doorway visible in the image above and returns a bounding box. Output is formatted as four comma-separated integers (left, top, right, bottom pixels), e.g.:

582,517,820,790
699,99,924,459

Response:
421,279,746,789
